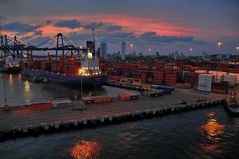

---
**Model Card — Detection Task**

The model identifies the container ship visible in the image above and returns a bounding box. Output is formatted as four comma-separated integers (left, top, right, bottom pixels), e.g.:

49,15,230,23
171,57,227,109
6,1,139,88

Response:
0,55,21,74
21,54,107,87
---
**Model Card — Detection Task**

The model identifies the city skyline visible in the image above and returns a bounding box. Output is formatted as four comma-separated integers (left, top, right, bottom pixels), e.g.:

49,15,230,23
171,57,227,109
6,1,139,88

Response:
0,0,239,55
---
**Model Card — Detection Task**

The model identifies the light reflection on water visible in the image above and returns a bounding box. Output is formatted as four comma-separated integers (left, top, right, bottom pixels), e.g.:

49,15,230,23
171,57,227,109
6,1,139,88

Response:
0,107,238,159
8,74,13,86
0,73,127,107
69,141,101,159
24,80,31,101
200,112,225,153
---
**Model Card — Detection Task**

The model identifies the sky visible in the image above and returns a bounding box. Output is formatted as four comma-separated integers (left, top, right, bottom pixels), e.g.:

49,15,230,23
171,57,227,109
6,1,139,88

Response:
0,0,239,55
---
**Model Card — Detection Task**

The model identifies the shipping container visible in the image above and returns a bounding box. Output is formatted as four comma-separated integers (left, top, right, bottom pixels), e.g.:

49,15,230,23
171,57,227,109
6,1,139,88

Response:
119,95,131,101
165,71,177,86
223,75,236,87
212,81,228,93
197,74,213,92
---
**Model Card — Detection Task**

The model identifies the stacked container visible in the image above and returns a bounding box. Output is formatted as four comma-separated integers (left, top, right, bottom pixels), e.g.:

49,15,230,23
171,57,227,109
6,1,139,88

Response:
165,71,177,86
51,61,60,72
153,71,164,84
197,74,213,92
212,81,228,93
223,75,236,87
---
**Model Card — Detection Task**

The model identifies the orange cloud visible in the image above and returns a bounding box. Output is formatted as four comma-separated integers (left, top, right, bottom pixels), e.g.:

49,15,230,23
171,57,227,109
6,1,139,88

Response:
47,14,200,36
39,25,83,37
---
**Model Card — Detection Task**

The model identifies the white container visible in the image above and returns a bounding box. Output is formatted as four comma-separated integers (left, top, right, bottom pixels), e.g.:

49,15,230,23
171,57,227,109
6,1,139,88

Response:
198,74,213,92
223,75,236,87
52,98,73,108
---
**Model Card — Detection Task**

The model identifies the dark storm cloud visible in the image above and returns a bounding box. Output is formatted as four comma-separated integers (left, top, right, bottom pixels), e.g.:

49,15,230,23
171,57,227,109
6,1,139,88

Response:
137,32,194,43
55,20,81,29
2,22,38,33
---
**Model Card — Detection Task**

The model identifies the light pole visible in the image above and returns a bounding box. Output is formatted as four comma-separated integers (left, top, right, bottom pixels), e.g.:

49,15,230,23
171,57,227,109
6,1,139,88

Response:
236,47,239,53
217,42,222,54
129,43,134,60
189,48,193,56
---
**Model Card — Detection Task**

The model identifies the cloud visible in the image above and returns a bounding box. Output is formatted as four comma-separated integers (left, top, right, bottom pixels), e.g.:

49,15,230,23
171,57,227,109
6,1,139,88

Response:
0,16,5,20
106,25,122,31
55,19,81,29
137,32,194,43
84,22,103,30
46,20,52,24
2,22,38,33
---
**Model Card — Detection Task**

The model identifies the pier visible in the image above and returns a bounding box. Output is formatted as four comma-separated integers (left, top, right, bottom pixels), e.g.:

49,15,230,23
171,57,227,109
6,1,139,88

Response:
0,89,226,142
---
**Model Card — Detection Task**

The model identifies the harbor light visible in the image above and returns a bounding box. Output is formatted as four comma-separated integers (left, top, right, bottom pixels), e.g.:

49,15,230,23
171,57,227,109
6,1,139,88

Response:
189,48,193,55
148,48,152,52
236,47,239,52
78,68,85,75
129,43,134,48
87,52,93,59
217,42,222,49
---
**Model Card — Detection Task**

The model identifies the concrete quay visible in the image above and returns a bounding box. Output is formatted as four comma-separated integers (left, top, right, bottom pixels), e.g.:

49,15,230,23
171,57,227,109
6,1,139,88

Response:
0,89,226,142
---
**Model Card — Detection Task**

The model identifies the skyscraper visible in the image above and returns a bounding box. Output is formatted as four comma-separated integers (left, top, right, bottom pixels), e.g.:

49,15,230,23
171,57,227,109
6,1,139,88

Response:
100,42,107,59
121,42,126,60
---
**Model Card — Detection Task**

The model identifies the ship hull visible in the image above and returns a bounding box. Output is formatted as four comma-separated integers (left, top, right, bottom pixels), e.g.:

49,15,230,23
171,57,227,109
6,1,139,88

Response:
21,70,107,87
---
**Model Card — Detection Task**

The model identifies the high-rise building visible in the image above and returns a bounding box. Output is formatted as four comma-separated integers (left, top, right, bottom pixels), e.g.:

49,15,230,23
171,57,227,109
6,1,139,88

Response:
121,42,126,60
100,42,107,59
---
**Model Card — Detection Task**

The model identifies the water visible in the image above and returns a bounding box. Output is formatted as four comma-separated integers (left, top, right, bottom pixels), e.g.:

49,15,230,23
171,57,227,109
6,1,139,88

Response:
0,73,239,159
0,73,131,107
0,107,239,159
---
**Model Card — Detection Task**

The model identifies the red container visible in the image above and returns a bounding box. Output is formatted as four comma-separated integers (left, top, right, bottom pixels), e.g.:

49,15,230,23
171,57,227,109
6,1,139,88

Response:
212,81,228,93
119,95,131,101
165,71,177,86
29,102,52,110
92,96,113,104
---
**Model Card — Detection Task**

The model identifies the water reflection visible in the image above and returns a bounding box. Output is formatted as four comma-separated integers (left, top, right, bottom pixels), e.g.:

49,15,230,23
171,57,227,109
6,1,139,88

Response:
200,112,225,152
69,141,101,159
24,80,31,100
18,73,22,84
9,74,13,86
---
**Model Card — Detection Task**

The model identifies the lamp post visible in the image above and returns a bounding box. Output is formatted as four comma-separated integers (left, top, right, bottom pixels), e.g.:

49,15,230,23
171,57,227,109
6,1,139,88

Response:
129,43,134,61
189,48,193,56
236,47,239,52
217,42,222,54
